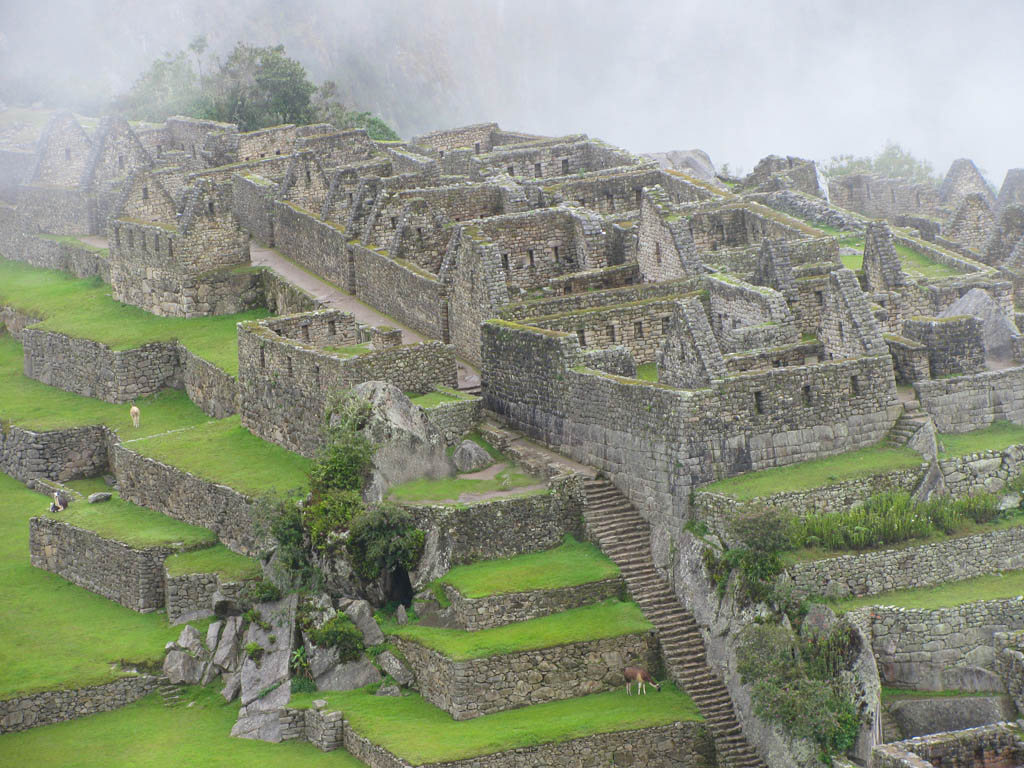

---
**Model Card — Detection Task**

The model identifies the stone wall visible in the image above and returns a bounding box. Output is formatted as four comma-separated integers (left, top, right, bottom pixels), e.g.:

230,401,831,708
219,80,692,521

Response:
0,206,109,279
260,269,322,315
872,724,1024,768
110,260,264,319
22,328,181,404
915,367,1024,433
277,706,346,751
394,631,659,719
29,516,172,612
444,578,625,631
111,443,259,555
904,316,986,377
994,631,1024,713
177,345,239,418
828,174,942,221
0,675,159,734
165,572,252,623
16,185,96,235
498,276,694,323
860,599,1024,690
0,149,34,202
232,174,277,245
0,424,110,483
351,243,448,340
939,444,1024,496
342,719,710,768
421,397,481,445
785,525,1024,599
886,334,931,384
272,201,353,290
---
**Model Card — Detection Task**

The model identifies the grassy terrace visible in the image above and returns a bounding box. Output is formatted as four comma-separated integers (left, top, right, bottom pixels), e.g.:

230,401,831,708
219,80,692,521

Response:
124,415,310,498
387,464,539,503
831,569,1024,613
701,443,923,500
938,420,1024,458
36,234,108,254
439,536,619,598
0,335,209,435
290,684,701,765
164,545,262,581
51,480,216,550
0,473,200,699
0,258,268,375
0,686,351,767
384,600,651,660
409,386,476,408
636,362,659,382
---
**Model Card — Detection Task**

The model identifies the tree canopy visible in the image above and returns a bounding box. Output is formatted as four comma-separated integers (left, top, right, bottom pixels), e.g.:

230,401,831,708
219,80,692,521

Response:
112,38,399,139
824,142,938,184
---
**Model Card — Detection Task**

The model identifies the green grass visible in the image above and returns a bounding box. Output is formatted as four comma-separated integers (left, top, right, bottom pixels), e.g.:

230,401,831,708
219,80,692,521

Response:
0,335,209,435
938,420,1024,458
387,464,539,502
409,386,475,408
47,488,216,550
36,234,107,254
164,544,262,581
840,252,863,271
289,684,700,765
324,342,370,358
0,472,201,698
440,536,619,598
125,415,310,498
384,600,651,660
636,363,659,382
893,243,961,280
0,685,355,767
831,569,1024,612
0,257,268,375
702,443,923,500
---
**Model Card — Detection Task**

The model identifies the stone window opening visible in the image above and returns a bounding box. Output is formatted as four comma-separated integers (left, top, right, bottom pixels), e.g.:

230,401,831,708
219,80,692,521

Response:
127,230,134,248
168,240,173,257
259,347,266,368
118,154,124,170
390,216,397,229
576,329,586,347
208,201,214,215
314,365,320,385
636,188,642,205
534,162,542,177
802,384,812,407
276,149,281,155
528,249,535,268
606,192,615,212
64,148,71,161
114,227,120,246
191,145,196,158
142,186,149,201
474,142,481,154
287,357,293,376
564,284,572,294
561,158,569,175
865,181,872,201
328,320,337,336
661,316,670,335
815,290,824,307
157,144,163,155
850,376,860,396
890,188,896,204
302,325,310,343
439,150,445,159
501,253,510,271
305,168,311,185
754,390,765,415
348,193,354,204
154,234,160,251
507,165,514,175
553,246,560,263
634,320,644,339
260,153,266,159
607,324,616,343
655,241,662,265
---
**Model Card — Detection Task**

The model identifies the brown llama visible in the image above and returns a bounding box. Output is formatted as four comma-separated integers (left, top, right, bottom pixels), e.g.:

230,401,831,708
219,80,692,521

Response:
624,666,661,695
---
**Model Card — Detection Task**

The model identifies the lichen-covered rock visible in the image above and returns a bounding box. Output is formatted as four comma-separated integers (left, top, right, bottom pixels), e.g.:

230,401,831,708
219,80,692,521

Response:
87,492,111,503
452,439,491,472
163,650,203,685
344,599,385,646
940,287,1020,360
377,650,414,687
315,657,381,691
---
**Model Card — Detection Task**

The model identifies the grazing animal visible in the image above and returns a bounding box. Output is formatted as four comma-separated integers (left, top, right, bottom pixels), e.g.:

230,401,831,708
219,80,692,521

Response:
624,666,661,695
130,404,140,428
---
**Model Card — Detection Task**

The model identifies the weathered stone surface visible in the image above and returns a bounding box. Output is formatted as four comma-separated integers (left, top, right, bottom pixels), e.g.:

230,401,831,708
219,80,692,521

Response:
205,621,223,654
163,650,204,685
344,600,385,646
177,624,206,658
395,604,408,625
213,616,242,671
0,676,159,734
221,671,241,703
940,287,1020,360
375,684,401,697
87,492,111,503
377,651,414,687
452,439,491,472
889,696,1015,738
314,657,381,692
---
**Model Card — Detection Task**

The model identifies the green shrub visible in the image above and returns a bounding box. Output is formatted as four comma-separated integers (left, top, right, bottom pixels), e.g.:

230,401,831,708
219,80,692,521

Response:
307,614,364,663
310,392,374,495
303,488,363,552
290,675,317,694
240,580,280,607
244,641,264,665
346,503,425,582
703,507,786,604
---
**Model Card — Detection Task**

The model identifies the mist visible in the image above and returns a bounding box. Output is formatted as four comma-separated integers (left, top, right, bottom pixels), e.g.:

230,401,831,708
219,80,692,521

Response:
2,0,1021,185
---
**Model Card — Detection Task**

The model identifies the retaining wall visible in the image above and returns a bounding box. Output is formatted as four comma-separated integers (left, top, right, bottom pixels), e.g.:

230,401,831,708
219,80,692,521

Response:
939,444,1024,496
0,675,160,734
444,578,625,631
916,367,1024,433
29,516,172,612
872,724,1024,768
351,243,448,340
0,424,110,483
165,572,253,623
422,397,481,445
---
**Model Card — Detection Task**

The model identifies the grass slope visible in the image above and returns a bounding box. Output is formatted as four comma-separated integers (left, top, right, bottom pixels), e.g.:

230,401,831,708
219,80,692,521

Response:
939,420,1024,458
831,569,1024,612
164,545,262,581
702,443,923,500
387,464,539,502
441,536,619,598
290,684,701,765
125,415,310,497
0,335,208,435
385,600,651,660
0,257,267,374
409,386,475,408
0,686,354,767
48,488,216,550
0,473,197,698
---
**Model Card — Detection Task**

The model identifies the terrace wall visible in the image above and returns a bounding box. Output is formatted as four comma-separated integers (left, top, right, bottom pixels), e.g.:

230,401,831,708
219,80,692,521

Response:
394,631,659,719
421,397,481,445
872,723,1024,768
165,572,252,623
351,243,448,340
16,185,95,235
0,425,110,483
271,201,352,290
444,578,626,631
0,675,160,734
110,443,259,556
29,516,172,612
785,525,1024,599
916,367,1024,433
939,444,1024,496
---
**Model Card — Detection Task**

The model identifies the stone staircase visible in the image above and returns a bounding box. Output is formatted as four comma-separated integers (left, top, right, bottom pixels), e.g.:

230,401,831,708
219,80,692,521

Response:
583,477,766,768
156,678,185,708
887,400,927,447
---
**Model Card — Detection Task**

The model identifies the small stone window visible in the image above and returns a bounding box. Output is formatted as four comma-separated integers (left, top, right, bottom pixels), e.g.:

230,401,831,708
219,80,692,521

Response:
305,168,311,184
118,154,125,170
142,186,149,201
168,240,173,257
576,329,586,347
634,321,644,339
348,193,354,205
416,227,424,239
606,192,615,212
655,241,662,265
157,144,163,155
259,347,265,368
553,246,560,263
534,162,542,177
501,253,510,271
390,216,397,229
439,150,445,159
154,234,160,251
302,325,310,343
507,165,514,175
527,249,535,267
208,201,214,215
815,290,824,307
802,385,812,407
563,284,572,294
260,153,266,159
661,316,670,335
850,376,860,396
607,325,616,343
314,365,320,385
328,320,337,336
636,188,642,205
287,357,293,376
474,142,481,154
561,158,569,174
754,390,765,415
114,227,120,246
275,149,281,155
127,230,134,248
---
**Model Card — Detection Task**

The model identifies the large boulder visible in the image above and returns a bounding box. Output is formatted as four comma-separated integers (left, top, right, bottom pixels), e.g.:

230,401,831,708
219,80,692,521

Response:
452,439,491,473
314,657,381,691
163,650,204,685
377,650,415,687
940,287,1021,360
348,382,452,501
344,599,385,646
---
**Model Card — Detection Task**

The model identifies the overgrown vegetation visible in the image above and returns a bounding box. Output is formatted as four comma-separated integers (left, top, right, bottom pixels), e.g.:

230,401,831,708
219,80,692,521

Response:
833,568,1024,612
346,503,425,582
112,38,399,138
305,614,364,663
702,509,788,604
824,141,939,183
737,620,861,759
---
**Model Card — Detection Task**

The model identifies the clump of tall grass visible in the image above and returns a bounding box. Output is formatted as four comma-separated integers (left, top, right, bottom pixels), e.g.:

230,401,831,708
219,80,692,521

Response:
791,491,1002,552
